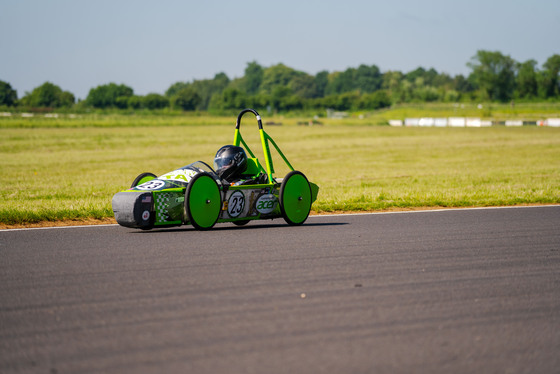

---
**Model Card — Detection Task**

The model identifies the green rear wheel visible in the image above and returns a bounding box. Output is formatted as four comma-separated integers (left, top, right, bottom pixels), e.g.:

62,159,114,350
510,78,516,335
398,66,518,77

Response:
280,171,312,226
131,172,157,188
185,172,222,230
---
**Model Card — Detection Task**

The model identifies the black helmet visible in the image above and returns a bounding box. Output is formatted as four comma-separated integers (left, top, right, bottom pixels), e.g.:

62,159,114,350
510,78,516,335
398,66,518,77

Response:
213,145,247,181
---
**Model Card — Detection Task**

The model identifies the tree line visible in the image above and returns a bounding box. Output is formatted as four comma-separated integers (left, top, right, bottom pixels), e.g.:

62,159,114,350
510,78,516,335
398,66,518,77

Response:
1,50,559,113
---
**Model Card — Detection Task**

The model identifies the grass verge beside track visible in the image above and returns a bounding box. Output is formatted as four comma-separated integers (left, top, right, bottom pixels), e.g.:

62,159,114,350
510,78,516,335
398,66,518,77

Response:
1,115,559,227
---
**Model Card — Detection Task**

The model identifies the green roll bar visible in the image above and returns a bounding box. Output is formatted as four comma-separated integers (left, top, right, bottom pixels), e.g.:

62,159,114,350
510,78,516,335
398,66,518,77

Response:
232,108,294,183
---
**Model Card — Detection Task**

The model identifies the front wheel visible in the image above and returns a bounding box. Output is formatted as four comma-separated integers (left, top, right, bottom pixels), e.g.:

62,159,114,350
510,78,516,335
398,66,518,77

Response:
279,171,312,226
131,172,157,188
185,172,222,230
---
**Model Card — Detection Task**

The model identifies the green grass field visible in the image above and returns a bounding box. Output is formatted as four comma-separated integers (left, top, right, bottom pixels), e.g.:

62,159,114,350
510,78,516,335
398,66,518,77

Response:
1,109,559,226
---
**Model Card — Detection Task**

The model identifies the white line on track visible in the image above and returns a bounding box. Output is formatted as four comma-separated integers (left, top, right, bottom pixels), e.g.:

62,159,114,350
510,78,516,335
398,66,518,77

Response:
1,224,118,233
310,204,559,218
1,205,558,232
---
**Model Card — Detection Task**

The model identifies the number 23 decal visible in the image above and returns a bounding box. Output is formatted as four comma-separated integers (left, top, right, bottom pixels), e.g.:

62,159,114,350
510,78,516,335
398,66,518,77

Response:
136,179,165,190
227,191,245,218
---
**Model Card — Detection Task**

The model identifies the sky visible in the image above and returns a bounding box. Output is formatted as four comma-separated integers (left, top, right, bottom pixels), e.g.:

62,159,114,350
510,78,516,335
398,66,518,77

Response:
1,0,559,100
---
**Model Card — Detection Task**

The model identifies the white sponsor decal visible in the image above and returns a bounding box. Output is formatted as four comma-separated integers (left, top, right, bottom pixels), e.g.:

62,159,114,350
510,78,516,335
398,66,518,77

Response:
136,179,166,190
228,191,245,218
256,194,277,214
142,210,150,220
158,169,197,183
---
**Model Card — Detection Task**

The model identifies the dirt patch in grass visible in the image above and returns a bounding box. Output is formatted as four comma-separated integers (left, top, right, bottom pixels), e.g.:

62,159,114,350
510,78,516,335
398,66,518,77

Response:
0,217,117,230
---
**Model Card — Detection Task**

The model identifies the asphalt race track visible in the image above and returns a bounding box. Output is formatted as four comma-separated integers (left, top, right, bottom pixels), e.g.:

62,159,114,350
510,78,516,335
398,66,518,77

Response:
1,206,559,374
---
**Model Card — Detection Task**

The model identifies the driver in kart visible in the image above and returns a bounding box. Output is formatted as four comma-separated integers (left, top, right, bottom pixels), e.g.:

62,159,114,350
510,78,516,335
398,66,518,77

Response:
213,145,267,185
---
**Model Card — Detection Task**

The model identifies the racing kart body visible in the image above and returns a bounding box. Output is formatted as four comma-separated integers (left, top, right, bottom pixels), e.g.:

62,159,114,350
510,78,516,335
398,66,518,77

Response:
112,109,319,230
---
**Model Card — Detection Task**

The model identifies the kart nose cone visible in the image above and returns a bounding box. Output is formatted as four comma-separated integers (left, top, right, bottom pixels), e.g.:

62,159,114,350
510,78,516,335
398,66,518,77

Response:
112,191,154,229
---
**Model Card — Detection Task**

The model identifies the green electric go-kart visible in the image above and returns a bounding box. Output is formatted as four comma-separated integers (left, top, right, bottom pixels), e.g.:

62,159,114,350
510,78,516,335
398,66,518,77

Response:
112,108,319,230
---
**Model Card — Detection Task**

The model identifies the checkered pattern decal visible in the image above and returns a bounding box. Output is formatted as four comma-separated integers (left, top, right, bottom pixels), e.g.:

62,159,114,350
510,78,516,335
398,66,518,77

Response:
153,190,185,225
155,193,172,223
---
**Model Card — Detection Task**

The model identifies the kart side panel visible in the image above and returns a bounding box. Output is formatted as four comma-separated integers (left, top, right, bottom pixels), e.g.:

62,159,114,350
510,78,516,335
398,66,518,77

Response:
153,189,185,226
218,184,282,222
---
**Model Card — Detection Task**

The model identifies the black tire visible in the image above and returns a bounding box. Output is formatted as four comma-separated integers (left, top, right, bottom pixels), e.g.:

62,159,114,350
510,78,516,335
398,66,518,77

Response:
232,220,250,226
279,171,312,226
131,172,157,188
185,172,222,230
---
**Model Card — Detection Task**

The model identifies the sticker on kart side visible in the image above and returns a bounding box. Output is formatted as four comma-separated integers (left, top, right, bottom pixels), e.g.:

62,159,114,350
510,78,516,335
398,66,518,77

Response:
159,169,197,183
142,210,150,220
227,191,245,218
247,190,260,216
256,194,277,214
136,179,166,190
154,190,184,224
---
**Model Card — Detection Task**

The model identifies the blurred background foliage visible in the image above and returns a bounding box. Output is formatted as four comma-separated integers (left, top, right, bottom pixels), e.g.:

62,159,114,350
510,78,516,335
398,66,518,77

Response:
1,50,559,114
